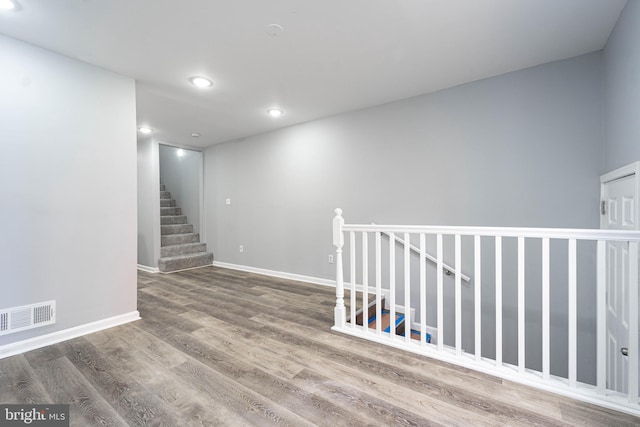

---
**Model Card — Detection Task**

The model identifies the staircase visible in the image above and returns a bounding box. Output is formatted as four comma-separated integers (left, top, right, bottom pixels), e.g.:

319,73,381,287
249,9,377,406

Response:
158,184,213,273
351,296,431,343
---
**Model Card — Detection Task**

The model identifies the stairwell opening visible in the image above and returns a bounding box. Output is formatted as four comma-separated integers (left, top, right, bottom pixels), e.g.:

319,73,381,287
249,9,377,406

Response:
158,144,212,273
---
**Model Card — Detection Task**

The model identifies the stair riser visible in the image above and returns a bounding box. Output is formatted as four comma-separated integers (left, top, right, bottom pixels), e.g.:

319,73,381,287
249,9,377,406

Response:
161,243,207,257
161,215,188,225
159,252,213,273
160,199,176,207
161,233,199,246
160,184,166,191
160,191,171,199
161,207,182,216
161,224,193,235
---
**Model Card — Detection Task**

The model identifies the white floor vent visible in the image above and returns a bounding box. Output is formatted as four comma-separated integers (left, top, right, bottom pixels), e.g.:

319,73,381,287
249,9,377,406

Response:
0,301,56,336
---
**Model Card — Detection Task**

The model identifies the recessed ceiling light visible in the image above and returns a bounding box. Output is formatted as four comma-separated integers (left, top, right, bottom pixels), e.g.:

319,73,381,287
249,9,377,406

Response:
191,133,200,138
177,149,185,157
0,0,16,10
138,127,153,134
190,76,213,88
267,108,284,118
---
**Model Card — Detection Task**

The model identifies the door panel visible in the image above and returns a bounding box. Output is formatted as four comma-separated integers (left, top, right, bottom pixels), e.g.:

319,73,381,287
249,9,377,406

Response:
603,174,635,393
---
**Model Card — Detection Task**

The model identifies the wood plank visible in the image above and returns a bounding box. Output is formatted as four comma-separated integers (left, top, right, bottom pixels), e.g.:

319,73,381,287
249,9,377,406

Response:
173,361,314,427
292,368,442,427
0,355,51,404
33,356,129,427
0,266,638,426
62,337,179,426
249,313,569,426
110,338,252,426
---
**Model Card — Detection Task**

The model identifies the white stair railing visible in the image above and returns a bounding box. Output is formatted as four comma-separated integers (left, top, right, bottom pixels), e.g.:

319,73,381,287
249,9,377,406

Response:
331,208,640,416
380,228,471,282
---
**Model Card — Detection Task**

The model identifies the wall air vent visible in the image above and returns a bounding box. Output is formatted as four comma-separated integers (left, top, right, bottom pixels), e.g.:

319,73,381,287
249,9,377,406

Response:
0,301,56,336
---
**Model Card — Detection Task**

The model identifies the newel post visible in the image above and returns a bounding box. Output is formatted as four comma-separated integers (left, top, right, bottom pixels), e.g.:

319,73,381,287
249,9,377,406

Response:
333,208,346,328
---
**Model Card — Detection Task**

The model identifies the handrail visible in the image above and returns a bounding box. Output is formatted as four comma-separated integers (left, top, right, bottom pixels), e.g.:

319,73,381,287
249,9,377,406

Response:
343,223,640,241
375,226,471,282
333,208,640,415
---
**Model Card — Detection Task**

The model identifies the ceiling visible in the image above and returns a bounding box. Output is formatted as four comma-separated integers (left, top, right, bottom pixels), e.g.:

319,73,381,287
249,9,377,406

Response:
0,0,627,148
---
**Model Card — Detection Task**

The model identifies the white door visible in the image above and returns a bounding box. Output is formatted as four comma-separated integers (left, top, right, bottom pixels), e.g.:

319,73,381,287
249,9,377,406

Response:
602,173,636,393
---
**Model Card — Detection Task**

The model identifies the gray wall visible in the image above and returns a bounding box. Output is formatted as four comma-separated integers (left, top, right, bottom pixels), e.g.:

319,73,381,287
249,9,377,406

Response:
159,145,202,235
137,137,160,268
205,52,604,382
603,0,640,172
206,52,602,271
0,35,138,345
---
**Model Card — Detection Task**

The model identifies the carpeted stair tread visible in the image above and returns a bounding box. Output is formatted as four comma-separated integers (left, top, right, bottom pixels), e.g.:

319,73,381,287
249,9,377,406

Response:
158,184,212,272
161,242,207,257
161,215,188,225
161,207,182,216
161,233,200,246
158,252,213,273
161,224,194,235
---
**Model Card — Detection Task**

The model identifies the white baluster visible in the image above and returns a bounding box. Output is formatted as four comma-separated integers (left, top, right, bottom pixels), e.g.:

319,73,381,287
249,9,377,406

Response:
496,236,502,368
375,231,382,335
474,235,481,361
404,233,411,343
420,233,427,347
333,208,345,328
628,241,639,404
455,234,462,356
350,231,356,329
568,238,577,388
542,237,550,381
390,232,396,339
518,237,525,374
437,234,444,352
597,240,606,395
362,232,369,333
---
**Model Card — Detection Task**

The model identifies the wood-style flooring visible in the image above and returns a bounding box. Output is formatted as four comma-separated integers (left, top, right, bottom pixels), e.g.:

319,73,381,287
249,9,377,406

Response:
1,266,639,426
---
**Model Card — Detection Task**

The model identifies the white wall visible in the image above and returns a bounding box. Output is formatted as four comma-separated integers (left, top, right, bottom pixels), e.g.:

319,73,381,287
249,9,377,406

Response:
0,35,138,346
205,52,604,382
603,0,640,172
159,144,202,235
137,137,160,268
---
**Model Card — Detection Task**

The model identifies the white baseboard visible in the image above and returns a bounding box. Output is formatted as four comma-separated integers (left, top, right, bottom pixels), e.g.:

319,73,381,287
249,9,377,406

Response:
210,262,392,294
0,311,141,359
137,264,159,273
212,261,335,288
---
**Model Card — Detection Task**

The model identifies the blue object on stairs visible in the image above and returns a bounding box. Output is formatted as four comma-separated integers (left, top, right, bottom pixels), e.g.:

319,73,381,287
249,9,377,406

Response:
384,313,405,333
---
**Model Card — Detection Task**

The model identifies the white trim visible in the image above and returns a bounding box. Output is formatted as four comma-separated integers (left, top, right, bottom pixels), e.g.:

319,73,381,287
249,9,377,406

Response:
600,161,640,184
137,264,159,273
156,139,204,153
0,311,140,359
377,227,471,282
342,224,640,241
409,321,439,344
151,139,162,266
600,161,640,231
199,150,206,244
212,261,335,287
